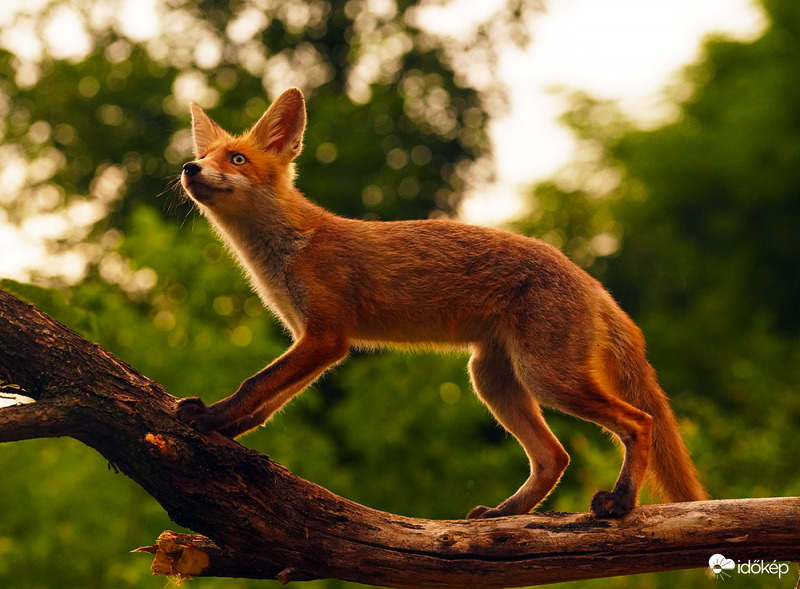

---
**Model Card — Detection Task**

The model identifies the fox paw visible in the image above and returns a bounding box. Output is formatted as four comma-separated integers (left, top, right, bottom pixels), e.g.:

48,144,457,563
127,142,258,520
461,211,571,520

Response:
590,490,634,518
467,505,507,519
176,397,219,433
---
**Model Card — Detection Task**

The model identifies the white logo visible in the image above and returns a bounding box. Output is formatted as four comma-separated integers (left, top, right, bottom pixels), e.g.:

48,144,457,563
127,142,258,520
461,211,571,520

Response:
709,553,790,580
709,553,735,579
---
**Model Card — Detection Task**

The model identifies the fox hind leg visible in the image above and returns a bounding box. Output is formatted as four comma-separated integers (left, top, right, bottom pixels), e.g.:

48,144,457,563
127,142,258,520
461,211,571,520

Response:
466,341,570,519
530,371,653,518
569,383,652,518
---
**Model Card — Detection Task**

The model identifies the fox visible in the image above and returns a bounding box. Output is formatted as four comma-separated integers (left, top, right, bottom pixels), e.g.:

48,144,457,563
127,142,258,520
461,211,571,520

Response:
176,87,707,519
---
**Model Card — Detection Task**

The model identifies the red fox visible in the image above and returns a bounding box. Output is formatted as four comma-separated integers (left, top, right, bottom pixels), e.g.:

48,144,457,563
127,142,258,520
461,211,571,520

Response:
177,88,707,519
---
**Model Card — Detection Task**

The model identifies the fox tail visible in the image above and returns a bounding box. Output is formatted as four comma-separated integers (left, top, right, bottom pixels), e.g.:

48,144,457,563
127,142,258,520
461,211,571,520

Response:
604,306,708,503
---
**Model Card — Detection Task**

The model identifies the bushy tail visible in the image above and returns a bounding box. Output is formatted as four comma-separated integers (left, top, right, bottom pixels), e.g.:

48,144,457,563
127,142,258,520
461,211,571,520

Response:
604,306,707,503
639,379,707,502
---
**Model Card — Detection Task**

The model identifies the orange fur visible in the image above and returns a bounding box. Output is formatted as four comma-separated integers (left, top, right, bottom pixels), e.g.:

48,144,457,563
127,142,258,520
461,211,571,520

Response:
176,88,707,518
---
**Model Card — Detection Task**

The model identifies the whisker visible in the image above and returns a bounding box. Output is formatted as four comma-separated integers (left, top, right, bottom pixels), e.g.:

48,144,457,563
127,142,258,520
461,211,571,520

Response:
157,175,192,218
179,206,198,230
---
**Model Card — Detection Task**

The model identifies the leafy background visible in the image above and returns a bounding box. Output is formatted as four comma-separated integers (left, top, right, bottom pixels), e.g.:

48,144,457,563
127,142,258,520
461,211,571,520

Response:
1,0,799,587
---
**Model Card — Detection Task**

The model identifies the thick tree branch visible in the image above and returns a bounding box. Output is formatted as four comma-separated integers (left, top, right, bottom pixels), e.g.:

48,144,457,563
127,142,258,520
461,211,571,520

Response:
1,289,798,587
0,397,78,442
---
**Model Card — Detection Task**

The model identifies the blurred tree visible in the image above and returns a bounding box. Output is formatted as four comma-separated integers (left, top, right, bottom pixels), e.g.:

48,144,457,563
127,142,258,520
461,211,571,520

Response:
514,0,800,533
503,3,800,588
0,1,550,588
5,0,800,587
603,1,800,512
0,0,544,287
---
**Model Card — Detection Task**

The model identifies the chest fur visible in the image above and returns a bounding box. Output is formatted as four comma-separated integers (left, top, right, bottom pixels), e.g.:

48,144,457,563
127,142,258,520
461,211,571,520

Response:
212,217,308,337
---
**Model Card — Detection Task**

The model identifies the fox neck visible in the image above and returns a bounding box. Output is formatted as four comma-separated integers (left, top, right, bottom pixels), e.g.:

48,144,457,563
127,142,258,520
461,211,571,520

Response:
205,186,326,335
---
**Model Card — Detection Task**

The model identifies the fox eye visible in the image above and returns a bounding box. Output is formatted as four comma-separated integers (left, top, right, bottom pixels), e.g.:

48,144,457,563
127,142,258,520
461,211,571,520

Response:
231,153,247,165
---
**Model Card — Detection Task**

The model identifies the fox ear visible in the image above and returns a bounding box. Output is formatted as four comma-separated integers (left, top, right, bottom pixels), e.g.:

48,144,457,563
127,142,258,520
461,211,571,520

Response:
249,88,306,161
190,103,224,157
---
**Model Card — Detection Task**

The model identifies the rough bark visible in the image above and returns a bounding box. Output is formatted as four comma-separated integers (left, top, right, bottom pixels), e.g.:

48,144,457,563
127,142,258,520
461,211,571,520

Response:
0,289,798,587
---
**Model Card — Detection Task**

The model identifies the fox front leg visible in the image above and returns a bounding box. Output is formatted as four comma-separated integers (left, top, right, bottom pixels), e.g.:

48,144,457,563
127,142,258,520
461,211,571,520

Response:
176,331,349,438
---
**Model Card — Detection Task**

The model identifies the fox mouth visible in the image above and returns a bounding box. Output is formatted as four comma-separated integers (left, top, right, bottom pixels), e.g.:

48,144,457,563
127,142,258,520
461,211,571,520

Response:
181,176,231,203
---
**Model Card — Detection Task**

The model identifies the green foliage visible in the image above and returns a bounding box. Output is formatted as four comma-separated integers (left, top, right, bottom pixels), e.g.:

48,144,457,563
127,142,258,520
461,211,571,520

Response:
2,0,800,588
0,438,176,588
510,3,800,586
597,2,800,510
0,1,543,587
0,278,97,340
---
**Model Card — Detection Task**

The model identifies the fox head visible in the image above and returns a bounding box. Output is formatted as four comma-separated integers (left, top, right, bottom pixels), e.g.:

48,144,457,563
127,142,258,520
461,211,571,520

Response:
181,88,307,217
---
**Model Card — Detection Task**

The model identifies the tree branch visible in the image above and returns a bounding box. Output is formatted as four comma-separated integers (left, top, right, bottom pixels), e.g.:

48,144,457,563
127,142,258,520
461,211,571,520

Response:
0,397,78,442
1,289,798,587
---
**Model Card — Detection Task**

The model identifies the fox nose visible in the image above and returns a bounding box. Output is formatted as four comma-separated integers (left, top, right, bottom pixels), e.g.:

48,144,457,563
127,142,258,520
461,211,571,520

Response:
183,162,202,177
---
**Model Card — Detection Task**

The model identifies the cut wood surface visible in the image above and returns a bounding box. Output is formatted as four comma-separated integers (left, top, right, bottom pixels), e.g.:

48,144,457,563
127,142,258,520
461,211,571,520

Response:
1,289,798,587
